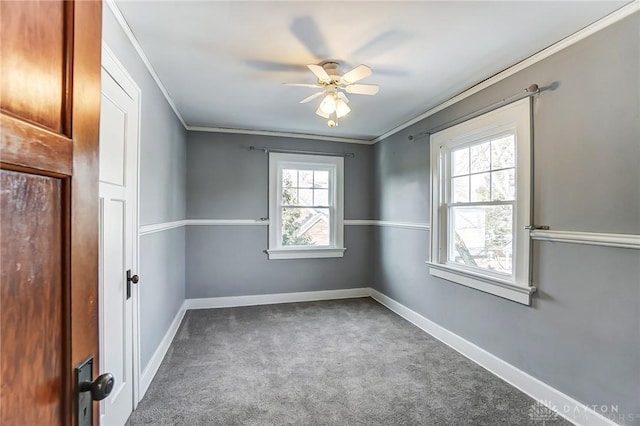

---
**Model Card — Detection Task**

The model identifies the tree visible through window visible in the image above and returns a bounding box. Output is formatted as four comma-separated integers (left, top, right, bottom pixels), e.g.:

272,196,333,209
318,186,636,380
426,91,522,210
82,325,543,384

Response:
280,169,329,246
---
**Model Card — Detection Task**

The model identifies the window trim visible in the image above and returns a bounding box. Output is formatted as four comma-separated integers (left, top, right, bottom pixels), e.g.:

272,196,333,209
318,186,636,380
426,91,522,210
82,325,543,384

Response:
428,98,534,305
268,153,345,260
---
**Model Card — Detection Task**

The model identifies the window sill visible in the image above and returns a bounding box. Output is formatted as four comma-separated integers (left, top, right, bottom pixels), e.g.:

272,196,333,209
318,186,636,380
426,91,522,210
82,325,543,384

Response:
267,247,346,260
425,262,535,305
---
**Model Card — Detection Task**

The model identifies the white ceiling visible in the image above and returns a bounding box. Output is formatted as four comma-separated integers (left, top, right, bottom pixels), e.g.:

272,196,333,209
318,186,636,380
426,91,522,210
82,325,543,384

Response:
114,1,627,141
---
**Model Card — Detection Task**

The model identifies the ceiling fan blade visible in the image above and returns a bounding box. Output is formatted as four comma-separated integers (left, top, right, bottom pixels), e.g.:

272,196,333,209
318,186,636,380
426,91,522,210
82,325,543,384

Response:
300,92,324,104
372,66,409,77
315,106,330,119
246,59,308,73
345,84,379,95
341,64,372,84
284,83,323,88
290,17,330,60
351,30,411,60
307,64,331,83
337,91,350,104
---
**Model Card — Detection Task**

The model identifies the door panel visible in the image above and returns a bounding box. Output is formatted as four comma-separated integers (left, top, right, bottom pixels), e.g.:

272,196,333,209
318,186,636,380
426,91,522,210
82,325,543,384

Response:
0,0,70,134
99,96,127,186
0,0,102,424
0,170,65,425
99,64,138,425
100,194,132,418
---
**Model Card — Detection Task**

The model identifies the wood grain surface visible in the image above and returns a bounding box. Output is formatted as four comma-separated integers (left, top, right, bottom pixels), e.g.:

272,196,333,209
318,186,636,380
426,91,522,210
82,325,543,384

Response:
0,1,70,134
0,0,102,424
1,170,64,425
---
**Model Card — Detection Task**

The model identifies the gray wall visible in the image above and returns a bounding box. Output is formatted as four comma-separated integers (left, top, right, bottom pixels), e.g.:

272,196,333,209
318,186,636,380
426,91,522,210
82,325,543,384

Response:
372,12,640,423
105,4,639,420
103,7,187,370
186,132,373,298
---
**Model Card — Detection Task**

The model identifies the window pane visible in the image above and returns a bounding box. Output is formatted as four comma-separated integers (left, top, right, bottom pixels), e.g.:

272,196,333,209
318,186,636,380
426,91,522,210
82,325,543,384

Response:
452,176,469,203
470,172,490,202
281,207,330,246
491,169,515,201
314,171,329,189
314,189,329,206
282,187,297,205
470,142,490,173
299,170,313,188
298,189,313,206
491,135,515,169
282,169,297,187
452,147,469,176
449,205,513,275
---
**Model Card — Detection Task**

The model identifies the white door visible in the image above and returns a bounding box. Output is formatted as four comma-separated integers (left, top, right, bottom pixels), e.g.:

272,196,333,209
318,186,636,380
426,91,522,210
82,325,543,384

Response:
99,48,140,426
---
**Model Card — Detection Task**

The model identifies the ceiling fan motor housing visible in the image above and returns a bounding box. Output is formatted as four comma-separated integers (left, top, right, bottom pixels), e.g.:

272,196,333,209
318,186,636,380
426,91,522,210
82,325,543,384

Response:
322,61,342,83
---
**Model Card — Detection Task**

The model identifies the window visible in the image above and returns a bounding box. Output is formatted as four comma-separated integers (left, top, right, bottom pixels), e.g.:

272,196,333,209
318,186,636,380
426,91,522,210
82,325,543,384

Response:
429,98,534,304
268,153,345,259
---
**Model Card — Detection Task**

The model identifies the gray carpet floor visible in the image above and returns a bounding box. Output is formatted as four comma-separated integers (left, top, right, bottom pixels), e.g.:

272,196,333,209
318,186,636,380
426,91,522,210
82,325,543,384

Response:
127,298,569,425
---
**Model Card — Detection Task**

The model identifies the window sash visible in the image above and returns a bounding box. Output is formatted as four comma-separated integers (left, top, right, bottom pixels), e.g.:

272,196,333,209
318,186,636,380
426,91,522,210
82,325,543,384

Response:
276,164,336,249
429,98,532,304
444,132,518,280
268,153,345,259
445,200,516,279
440,142,521,282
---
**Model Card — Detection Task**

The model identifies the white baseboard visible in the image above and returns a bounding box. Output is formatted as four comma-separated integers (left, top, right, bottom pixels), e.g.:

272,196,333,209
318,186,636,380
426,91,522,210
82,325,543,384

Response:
138,301,187,400
185,287,370,310
369,288,618,426
138,287,619,426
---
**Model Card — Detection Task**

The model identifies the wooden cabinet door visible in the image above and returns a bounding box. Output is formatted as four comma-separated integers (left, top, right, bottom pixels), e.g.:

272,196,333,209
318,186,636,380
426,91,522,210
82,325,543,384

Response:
1,1,102,424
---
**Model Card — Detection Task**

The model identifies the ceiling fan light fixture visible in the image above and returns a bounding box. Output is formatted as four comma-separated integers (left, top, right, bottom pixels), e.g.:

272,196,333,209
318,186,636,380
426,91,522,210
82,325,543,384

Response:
315,105,329,119
319,93,336,114
285,62,379,127
335,99,351,119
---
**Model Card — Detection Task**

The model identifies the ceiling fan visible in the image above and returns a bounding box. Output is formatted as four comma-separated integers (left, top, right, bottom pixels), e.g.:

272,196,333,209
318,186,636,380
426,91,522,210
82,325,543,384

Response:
285,61,379,127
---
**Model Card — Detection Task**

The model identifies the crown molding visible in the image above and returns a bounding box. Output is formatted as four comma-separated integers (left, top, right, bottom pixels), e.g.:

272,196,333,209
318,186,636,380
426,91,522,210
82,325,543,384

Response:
186,126,373,145
106,0,372,145
106,0,638,145
372,0,640,144
104,0,188,129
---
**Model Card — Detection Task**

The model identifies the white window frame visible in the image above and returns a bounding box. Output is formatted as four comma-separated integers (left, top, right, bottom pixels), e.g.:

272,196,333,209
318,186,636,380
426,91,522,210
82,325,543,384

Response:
428,98,534,305
268,153,345,260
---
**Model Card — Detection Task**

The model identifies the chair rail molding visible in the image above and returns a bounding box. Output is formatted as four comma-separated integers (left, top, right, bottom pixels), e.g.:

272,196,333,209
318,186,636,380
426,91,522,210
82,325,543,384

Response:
139,219,433,235
531,229,640,250
139,220,639,251
139,220,188,236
